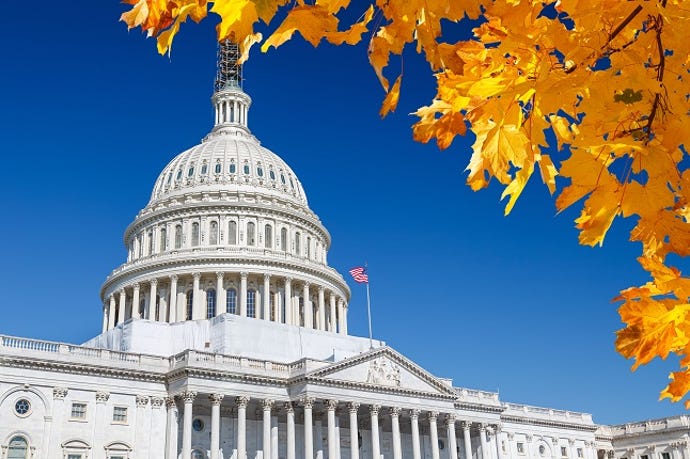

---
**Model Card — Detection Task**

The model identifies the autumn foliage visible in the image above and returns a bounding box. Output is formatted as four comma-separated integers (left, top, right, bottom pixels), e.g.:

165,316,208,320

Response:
121,0,690,405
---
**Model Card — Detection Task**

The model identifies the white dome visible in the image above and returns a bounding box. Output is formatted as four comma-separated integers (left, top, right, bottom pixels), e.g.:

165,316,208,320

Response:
149,134,308,207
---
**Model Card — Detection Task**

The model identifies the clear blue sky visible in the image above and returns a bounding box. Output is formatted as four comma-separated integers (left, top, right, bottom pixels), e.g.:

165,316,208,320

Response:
0,1,685,425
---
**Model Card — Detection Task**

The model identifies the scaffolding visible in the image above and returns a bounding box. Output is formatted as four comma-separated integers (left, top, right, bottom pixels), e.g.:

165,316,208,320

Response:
215,39,242,92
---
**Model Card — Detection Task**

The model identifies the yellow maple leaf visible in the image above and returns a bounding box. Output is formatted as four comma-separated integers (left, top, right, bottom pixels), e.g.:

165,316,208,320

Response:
379,75,401,118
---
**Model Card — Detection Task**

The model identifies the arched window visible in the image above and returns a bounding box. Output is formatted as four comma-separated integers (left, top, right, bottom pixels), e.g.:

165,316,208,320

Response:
215,162,222,174
191,222,200,246
186,291,193,320
160,227,167,252
174,225,182,249
265,224,273,249
7,436,28,459
147,231,153,255
228,221,237,245
227,288,237,314
306,236,311,258
295,232,301,255
247,222,256,246
243,163,250,175
192,450,206,459
280,228,288,251
209,221,218,245
207,289,216,319
229,162,236,174
247,289,256,318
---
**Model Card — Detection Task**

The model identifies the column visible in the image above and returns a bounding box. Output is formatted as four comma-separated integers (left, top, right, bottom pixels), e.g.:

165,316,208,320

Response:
304,283,313,328
287,403,296,459
316,415,324,459
342,306,348,334
370,405,381,459
264,274,271,321
318,288,326,331
337,299,345,334
151,397,166,459
240,272,248,316
429,412,440,459
462,422,472,459
166,396,179,459
94,391,109,459
180,391,196,459
348,402,360,459
101,304,108,333
329,294,337,332
132,283,141,318
169,275,178,322
260,399,273,459
487,428,498,459
570,440,578,459
304,397,315,459
49,388,68,456
274,291,281,324
108,296,116,329
237,396,250,459
149,279,158,320
390,408,402,459
479,425,489,459
328,400,338,459
135,395,150,458
493,428,502,459
192,272,201,319
446,415,458,459
217,272,227,315
210,394,224,459
118,289,126,323
272,412,279,459
411,410,422,459
285,277,293,325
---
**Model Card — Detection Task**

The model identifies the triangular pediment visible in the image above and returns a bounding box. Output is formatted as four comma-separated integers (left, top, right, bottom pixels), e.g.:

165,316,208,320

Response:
306,347,456,398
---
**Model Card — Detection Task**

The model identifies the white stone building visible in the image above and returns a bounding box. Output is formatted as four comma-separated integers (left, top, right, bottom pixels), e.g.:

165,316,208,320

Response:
0,44,687,459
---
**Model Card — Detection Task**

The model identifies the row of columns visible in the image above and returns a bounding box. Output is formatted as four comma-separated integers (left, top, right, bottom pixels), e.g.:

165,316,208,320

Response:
171,392,497,459
104,273,348,334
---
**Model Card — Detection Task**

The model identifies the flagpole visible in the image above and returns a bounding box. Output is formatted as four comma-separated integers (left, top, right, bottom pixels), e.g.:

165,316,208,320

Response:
366,281,373,349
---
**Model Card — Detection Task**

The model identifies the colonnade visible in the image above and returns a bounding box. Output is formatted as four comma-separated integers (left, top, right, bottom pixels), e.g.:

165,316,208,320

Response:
103,272,348,334
167,392,500,459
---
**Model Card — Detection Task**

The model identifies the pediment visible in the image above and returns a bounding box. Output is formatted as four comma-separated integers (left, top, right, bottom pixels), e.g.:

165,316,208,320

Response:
306,347,456,398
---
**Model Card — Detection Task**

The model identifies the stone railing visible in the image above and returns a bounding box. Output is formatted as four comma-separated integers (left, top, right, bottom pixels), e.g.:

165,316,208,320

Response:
455,387,502,405
608,415,690,436
501,402,594,424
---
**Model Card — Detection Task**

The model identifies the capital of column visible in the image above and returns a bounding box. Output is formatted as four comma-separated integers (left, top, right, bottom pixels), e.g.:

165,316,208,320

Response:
216,272,225,280
165,396,177,409
348,401,360,413
389,407,401,417
285,276,293,283
318,286,325,293
568,439,576,446
607,451,615,459
53,387,68,399
236,395,250,408
209,393,225,406
327,399,339,411
284,402,295,414
264,273,271,281
445,414,456,425
193,272,201,281
133,282,140,291
301,396,315,408
525,434,533,442
551,438,559,445
460,421,471,431
303,282,310,289
410,409,421,419
150,278,158,286
136,395,150,407
95,391,110,403
263,398,275,411
151,397,165,408
428,411,439,421
179,390,197,404
370,404,381,416
170,274,178,282
240,271,248,279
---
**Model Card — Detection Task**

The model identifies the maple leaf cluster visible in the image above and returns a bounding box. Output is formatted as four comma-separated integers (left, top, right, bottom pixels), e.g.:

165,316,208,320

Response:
121,0,690,405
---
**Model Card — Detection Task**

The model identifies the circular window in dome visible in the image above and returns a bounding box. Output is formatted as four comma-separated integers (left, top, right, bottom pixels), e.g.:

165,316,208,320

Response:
192,418,204,431
14,399,30,417
539,445,546,456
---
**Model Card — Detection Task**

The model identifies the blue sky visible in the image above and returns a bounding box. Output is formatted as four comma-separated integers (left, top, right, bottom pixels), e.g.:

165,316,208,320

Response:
0,1,685,425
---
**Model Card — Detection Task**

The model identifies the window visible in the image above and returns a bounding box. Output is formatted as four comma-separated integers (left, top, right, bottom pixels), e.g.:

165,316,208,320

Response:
14,399,30,416
281,174,286,184
159,227,167,252
229,162,236,174
280,228,287,251
139,299,145,317
201,163,208,175
243,163,250,175
8,436,28,459
186,291,193,321
577,449,583,458
247,289,256,318
215,162,222,174
174,225,182,249
193,418,204,431
662,454,671,459
147,231,153,255
191,222,200,246
207,289,216,318
113,406,128,423
265,224,273,249
517,443,525,455
641,456,649,459
539,445,546,456
71,402,87,419
192,451,205,459
227,288,237,314
257,166,264,177
299,297,304,326
187,166,194,177
176,169,183,181
105,441,131,459
68,455,83,459
306,236,311,258
247,222,256,246
228,221,237,245
295,232,301,254
561,447,568,458
269,169,276,180
155,295,161,321
210,221,218,245
270,293,275,321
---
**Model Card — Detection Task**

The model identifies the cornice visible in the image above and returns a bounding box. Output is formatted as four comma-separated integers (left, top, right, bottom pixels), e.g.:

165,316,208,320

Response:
455,402,505,414
500,414,599,432
297,375,457,401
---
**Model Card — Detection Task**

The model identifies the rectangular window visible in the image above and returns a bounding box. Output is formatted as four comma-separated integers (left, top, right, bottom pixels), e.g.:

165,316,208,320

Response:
662,454,671,459
562,447,568,458
70,402,87,419
641,455,649,459
113,406,128,423
68,455,83,459
578,449,584,458
517,443,525,455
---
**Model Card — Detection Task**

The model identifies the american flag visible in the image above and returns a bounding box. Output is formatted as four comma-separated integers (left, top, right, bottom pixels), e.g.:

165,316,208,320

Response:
349,266,368,284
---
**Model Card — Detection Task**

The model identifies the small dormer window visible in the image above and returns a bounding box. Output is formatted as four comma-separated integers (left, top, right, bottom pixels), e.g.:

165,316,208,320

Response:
201,164,208,175
243,164,250,175
229,162,236,174
289,177,295,189
187,166,194,177
269,169,276,180
215,163,222,174
280,174,286,184
166,173,172,185
257,166,264,177
176,170,183,181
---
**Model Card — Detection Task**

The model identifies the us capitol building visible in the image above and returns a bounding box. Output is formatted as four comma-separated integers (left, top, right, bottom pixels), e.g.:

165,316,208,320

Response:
1,43,688,459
